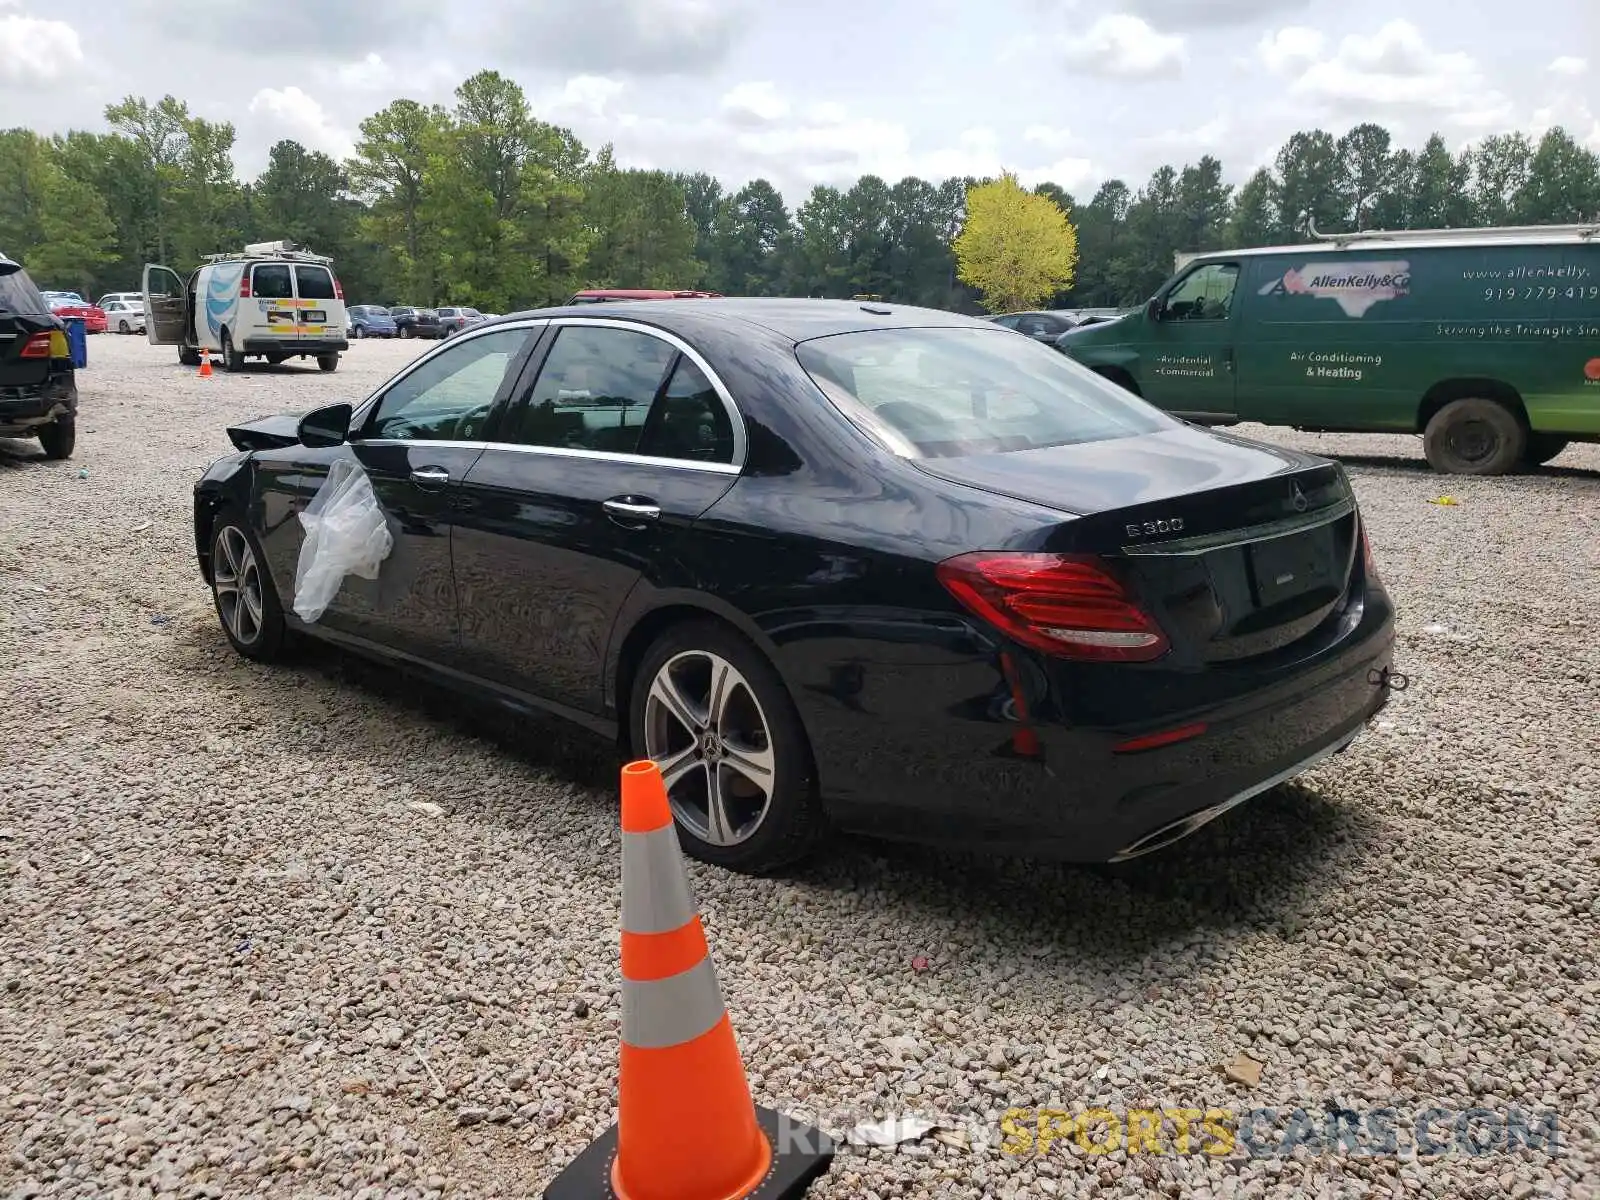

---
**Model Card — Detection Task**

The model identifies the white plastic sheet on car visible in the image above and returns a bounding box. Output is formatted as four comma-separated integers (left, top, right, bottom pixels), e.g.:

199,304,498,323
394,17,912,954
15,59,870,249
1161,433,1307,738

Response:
292,458,394,623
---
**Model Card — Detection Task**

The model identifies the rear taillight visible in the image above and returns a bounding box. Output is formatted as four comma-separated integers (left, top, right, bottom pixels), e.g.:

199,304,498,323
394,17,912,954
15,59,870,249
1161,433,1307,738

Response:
19,332,53,359
936,552,1169,662
1359,518,1379,582
332,276,344,300
240,274,252,299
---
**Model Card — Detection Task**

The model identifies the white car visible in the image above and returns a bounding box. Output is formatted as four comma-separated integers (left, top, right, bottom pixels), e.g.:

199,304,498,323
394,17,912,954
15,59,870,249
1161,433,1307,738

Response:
102,299,146,334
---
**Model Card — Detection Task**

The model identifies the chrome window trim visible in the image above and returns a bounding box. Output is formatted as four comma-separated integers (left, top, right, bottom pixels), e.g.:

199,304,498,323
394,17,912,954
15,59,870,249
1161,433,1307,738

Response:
349,315,747,472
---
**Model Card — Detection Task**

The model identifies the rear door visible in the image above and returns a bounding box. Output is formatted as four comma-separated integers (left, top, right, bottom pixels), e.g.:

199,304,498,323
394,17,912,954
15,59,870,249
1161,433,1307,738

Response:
451,318,742,717
142,264,187,345
293,263,343,341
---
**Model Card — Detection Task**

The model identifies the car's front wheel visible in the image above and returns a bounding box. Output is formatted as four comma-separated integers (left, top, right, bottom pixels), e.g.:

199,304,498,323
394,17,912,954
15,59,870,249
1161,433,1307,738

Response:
210,512,289,662
630,621,825,874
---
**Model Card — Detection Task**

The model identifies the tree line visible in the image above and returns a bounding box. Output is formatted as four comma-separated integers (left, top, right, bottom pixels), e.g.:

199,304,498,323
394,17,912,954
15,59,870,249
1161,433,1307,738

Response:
2,69,1597,314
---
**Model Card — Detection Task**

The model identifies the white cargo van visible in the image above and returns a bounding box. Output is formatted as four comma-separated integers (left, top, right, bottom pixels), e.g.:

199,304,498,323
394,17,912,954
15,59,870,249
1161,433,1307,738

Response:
143,241,349,372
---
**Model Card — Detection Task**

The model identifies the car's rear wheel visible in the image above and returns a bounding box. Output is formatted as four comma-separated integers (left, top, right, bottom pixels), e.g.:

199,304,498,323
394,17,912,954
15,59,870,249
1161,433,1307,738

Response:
38,417,75,460
210,513,289,662
400,325,413,339
117,320,131,334
1523,434,1570,467
220,329,245,373
353,325,365,339
1422,398,1526,475
630,621,825,874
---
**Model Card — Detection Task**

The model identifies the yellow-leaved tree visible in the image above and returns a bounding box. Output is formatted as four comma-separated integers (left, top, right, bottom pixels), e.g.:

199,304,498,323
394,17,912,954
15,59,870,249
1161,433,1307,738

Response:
953,173,1079,313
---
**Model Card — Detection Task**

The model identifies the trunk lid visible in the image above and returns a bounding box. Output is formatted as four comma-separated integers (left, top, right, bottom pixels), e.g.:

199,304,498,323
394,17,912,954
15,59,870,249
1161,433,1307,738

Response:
226,411,305,452
914,426,1361,663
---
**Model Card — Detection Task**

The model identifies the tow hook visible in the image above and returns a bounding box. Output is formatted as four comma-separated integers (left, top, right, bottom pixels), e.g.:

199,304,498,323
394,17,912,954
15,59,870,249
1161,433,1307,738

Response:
1368,665,1409,691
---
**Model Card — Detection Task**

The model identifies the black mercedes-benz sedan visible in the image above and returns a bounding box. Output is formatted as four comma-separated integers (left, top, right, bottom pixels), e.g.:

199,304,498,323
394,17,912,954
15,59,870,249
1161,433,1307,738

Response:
193,298,1397,874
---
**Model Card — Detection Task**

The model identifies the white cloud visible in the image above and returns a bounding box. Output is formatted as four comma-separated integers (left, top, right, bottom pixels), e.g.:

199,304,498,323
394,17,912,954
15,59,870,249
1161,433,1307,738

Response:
541,75,629,122
247,87,355,160
1060,15,1185,80
336,54,393,91
1257,26,1324,73
0,12,82,85
721,81,789,125
1548,56,1588,77
1023,125,1076,153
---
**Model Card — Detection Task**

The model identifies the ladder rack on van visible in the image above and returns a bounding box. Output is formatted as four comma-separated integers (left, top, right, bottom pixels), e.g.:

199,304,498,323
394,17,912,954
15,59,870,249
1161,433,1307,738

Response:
199,244,335,265
1297,211,1599,247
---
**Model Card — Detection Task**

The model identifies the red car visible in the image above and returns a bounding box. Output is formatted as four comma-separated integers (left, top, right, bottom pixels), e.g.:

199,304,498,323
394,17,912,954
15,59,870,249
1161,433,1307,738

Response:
43,291,108,333
566,288,722,304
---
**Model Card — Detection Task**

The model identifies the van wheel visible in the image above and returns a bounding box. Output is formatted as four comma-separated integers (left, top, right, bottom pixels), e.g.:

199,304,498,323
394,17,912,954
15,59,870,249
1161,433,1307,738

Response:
220,330,245,373
1422,399,1526,475
1523,434,1569,467
179,345,202,367
317,354,339,373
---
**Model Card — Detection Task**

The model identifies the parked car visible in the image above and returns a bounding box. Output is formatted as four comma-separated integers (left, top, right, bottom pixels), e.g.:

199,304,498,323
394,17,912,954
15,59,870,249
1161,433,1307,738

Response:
102,298,146,334
42,291,107,334
389,305,443,339
348,305,399,339
194,298,1396,875
437,306,485,337
567,289,722,304
985,310,1082,343
143,241,348,372
1,252,78,459
1057,220,1600,474
96,290,142,311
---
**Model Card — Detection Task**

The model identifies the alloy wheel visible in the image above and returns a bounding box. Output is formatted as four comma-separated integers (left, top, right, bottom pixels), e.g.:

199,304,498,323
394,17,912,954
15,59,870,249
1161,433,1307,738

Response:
213,526,265,646
643,650,777,846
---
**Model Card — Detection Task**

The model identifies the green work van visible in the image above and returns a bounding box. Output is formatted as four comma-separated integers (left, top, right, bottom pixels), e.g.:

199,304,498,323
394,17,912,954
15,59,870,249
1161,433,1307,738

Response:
1056,222,1600,474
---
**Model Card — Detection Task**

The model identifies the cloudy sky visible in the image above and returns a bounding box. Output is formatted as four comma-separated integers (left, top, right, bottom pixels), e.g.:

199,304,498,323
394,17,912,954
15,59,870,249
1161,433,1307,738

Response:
2,0,1596,202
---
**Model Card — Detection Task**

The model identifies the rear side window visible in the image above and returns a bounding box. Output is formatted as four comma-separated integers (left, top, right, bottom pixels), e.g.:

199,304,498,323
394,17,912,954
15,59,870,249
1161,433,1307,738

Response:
0,268,50,315
295,266,336,300
636,358,735,464
252,264,293,299
796,327,1172,460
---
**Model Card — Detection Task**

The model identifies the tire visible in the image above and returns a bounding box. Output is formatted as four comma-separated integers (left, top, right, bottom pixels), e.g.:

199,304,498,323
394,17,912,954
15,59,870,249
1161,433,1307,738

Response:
1523,434,1570,467
220,329,245,373
179,345,202,367
1422,398,1526,476
353,325,365,339
317,354,339,373
209,510,289,663
266,353,287,366
38,417,75,460
118,320,131,334
400,325,413,339
628,620,826,874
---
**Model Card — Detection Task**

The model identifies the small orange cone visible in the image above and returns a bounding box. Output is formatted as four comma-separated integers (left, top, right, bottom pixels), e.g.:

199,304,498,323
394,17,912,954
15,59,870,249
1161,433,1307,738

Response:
198,347,212,378
543,760,835,1200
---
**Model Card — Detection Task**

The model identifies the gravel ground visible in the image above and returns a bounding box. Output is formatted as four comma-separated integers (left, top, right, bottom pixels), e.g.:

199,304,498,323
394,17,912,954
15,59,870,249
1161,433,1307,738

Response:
3,333,1599,1200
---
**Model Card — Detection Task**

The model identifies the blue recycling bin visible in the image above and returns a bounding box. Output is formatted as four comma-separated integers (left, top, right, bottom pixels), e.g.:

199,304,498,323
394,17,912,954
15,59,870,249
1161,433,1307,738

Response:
62,316,88,369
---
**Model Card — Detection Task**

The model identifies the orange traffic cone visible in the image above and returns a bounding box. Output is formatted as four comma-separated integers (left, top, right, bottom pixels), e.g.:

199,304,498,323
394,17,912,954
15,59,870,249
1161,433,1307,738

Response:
197,348,212,378
543,760,835,1200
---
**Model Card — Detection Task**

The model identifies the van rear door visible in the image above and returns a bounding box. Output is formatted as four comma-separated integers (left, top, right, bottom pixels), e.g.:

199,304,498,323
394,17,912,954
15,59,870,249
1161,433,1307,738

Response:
293,264,343,339
142,264,188,345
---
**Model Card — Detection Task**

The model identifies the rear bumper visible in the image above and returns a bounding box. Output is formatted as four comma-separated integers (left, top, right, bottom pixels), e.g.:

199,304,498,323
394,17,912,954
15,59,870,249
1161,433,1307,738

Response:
0,380,77,433
799,592,1397,862
243,338,348,355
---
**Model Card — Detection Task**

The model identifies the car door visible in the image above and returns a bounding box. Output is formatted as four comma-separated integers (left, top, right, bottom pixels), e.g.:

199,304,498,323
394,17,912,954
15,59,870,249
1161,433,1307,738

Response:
451,318,743,718
142,264,188,345
251,323,544,669
1138,260,1242,421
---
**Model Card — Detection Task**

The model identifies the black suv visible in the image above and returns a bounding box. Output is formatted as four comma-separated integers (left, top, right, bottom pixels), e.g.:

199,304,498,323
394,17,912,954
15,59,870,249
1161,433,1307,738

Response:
388,306,443,339
0,251,77,459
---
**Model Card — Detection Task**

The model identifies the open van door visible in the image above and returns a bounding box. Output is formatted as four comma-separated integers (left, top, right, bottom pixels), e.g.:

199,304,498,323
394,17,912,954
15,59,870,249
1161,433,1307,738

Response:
143,264,187,346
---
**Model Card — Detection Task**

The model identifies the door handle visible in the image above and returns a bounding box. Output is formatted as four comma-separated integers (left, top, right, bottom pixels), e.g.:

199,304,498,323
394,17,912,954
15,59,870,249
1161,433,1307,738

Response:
409,465,451,490
603,497,662,525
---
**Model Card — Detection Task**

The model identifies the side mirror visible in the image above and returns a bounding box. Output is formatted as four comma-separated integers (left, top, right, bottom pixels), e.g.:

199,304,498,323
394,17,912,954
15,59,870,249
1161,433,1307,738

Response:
298,402,353,448
1145,297,1163,322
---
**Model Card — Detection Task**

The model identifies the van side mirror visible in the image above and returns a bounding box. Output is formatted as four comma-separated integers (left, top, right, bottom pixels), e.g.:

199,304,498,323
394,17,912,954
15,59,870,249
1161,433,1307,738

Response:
1145,296,1163,322
298,402,352,448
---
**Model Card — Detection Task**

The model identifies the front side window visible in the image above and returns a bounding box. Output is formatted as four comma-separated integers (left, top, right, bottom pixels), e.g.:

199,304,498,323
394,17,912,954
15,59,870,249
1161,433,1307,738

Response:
796,326,1172,460
1162,263,1239,321
251,264,293,299
500,325,677,454
364,328,533,442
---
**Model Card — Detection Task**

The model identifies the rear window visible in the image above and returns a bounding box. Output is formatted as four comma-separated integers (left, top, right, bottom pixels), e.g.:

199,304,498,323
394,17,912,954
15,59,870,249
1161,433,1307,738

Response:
295,265,337,300
252,264,293,299
795,327,1172,460
0,267,50,316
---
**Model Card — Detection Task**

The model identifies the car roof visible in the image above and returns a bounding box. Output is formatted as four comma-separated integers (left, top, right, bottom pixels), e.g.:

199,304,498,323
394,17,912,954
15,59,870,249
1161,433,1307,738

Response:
490,297,990,343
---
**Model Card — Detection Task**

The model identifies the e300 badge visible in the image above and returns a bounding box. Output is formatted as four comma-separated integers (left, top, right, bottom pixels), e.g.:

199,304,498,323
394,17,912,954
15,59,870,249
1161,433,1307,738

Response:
1126,517,1185,539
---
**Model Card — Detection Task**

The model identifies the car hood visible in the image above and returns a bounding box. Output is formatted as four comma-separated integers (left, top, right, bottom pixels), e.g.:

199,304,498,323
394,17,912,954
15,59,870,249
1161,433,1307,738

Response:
226,411,304,452
909,424,1329,518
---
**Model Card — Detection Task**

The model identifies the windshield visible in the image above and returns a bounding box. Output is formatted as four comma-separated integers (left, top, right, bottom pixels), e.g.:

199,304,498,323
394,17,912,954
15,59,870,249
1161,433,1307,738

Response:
795,326,1172,460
